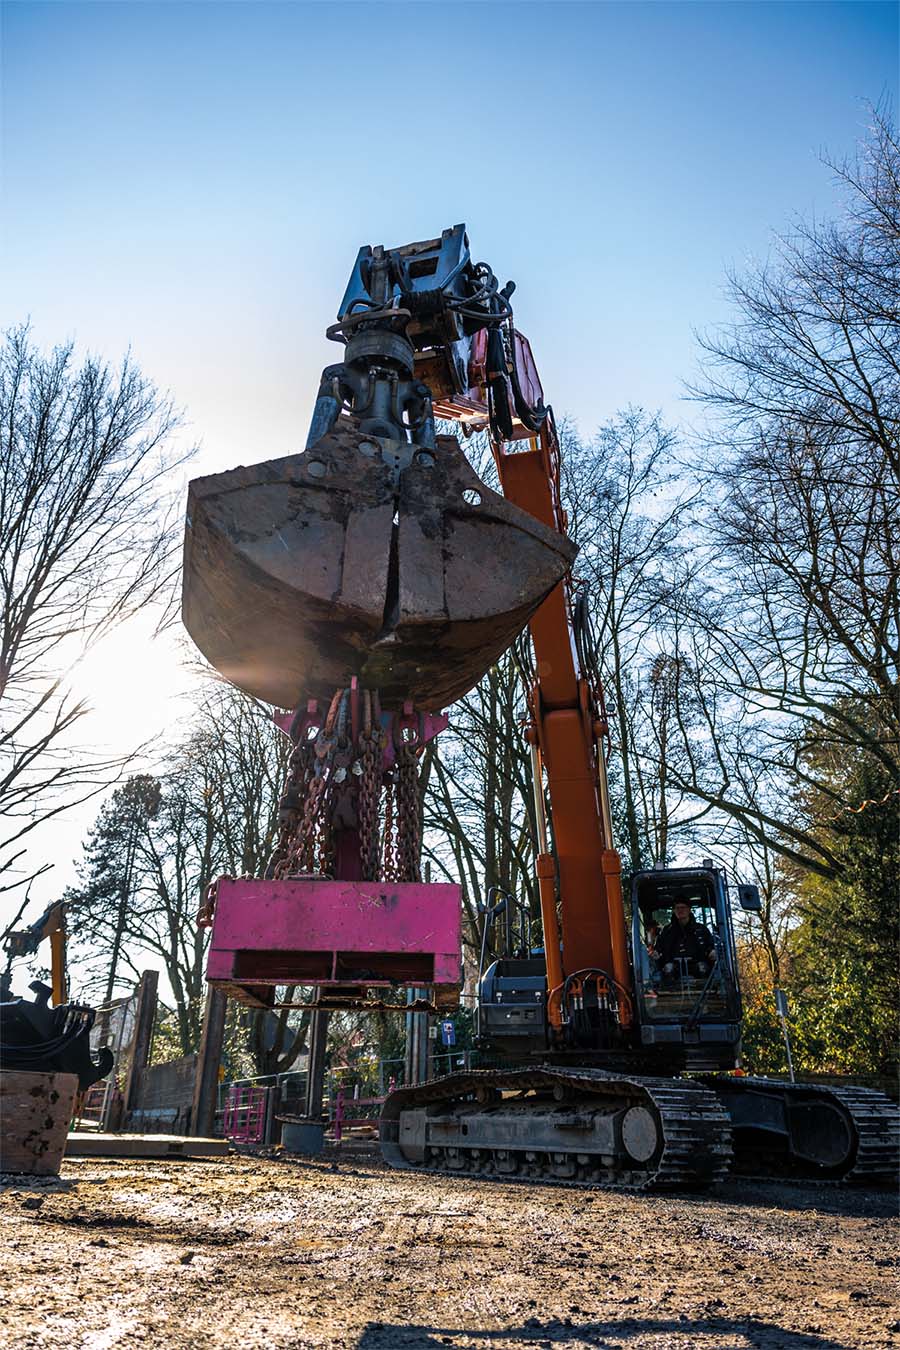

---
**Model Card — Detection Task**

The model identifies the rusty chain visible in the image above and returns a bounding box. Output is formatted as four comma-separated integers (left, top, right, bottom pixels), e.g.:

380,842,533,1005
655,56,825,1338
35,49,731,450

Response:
266,685,423,884
266,735,314,878
381,775,399,882
397,743,422,882
358,690,383,881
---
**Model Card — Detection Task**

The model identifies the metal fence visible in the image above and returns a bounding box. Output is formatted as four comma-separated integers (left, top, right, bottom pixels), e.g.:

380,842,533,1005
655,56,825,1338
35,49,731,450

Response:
216,1071,306,1143
217,1048,478,1146
223,1083,271,1143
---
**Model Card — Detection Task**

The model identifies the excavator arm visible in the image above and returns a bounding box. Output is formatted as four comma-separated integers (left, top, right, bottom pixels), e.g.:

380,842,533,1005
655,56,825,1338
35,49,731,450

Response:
492,422,632,1030
3,900,67,1005
332,224,634,1028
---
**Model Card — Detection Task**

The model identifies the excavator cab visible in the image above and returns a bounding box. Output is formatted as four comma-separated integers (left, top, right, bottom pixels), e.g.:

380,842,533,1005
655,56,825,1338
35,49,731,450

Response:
631,865,743,1070
476,866,746,1070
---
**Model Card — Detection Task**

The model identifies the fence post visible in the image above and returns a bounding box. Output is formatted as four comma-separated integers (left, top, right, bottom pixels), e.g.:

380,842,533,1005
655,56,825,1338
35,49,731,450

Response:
774,988,796,1084
190,987,228,1137
405,986,431,1085
222,1083,236,1137
304,1003,329,1120
122,970,159,1126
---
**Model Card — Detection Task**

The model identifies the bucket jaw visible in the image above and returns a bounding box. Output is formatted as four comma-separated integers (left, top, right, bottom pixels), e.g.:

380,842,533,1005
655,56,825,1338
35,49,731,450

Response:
182,421,575,710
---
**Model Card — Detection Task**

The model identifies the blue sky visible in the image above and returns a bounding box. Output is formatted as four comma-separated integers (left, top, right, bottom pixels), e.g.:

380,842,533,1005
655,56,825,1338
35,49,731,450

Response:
2,1,896,468
0,0,896,942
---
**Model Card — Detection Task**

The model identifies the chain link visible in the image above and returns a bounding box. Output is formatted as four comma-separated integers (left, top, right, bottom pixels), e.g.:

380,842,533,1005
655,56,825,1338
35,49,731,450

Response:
397,743,422,882
266,736,314,878
265,686,424,885
381,775,399,882
358,690,383,881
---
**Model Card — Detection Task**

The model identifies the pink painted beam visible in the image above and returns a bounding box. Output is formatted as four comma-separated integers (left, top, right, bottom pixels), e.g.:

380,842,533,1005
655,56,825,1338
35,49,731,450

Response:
205,877,461,993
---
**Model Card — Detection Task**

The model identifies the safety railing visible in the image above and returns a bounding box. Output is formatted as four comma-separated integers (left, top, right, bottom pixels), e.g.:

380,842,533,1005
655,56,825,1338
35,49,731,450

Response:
331,1082,396,1141
223,1083,271,1144
217,1049,478,1145
216,1071,307,1142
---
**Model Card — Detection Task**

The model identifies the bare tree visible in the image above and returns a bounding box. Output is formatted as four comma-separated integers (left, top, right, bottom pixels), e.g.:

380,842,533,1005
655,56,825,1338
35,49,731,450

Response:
66,682,306,1068
561,411,704,869
419,430,543,965
423,647,538,965
421,412,697,962
0,325,190,896
188,683,302,1073
674,108,900,875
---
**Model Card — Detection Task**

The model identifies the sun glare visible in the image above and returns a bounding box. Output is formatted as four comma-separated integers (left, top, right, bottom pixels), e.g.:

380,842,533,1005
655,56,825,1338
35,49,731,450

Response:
71,612,195,756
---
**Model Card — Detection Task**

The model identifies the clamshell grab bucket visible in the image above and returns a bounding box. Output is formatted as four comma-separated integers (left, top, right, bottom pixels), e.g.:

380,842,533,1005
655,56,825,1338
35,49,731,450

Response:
182,421,576,710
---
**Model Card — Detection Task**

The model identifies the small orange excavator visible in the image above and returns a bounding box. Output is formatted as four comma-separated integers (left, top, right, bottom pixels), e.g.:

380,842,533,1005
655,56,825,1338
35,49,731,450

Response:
1,901,112,1088
2,900,68,1005
184,226,898,1188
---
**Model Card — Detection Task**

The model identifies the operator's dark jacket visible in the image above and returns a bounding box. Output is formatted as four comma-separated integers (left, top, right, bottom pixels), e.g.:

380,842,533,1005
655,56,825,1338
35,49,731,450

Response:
657,917,715,965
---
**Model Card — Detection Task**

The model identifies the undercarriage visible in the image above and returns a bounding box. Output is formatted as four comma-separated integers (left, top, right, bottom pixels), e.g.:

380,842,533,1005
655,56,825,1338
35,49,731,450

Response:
380,1068,899,1191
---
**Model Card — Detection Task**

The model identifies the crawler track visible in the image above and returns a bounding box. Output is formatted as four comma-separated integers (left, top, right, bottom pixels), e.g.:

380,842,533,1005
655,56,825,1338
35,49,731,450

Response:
381,1070,899,1192
380,1067,733,1191
706,1076,900,1183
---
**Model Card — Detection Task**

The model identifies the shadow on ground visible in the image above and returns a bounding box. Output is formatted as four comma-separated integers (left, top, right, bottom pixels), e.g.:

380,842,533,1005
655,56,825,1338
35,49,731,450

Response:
315,1156,898,1221
715,1179,898,1220
356,1313,867,1349
0,1174,77,1194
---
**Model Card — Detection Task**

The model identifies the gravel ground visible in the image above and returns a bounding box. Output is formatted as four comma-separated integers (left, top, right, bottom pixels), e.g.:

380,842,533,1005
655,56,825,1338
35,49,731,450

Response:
0,1153,897,1349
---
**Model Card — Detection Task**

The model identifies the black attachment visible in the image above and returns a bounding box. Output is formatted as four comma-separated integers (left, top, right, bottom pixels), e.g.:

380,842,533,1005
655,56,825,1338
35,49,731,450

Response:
0,981,113,1090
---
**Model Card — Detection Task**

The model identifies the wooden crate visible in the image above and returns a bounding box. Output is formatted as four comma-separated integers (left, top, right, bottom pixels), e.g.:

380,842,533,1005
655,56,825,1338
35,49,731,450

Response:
0,1070,78,1175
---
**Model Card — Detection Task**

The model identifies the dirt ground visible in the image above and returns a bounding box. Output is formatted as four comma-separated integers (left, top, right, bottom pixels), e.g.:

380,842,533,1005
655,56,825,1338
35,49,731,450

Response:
0,1152,897,1350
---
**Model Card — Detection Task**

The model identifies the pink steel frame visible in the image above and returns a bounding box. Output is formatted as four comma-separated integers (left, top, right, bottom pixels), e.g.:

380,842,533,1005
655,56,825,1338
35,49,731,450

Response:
204,685,460,1012
223,1083,269,1143
205,876,462,1010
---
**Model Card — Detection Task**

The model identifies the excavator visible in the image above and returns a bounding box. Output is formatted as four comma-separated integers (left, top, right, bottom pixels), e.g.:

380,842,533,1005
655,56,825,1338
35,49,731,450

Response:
183,225,898,1190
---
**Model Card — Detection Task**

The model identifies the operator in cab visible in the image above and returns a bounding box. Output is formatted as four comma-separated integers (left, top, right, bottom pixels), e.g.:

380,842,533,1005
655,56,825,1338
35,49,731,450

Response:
656,900,716,981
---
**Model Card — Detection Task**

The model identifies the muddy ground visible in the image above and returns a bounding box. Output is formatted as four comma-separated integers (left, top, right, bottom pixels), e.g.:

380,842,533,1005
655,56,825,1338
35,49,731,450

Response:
0,1152,897,1349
